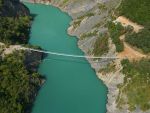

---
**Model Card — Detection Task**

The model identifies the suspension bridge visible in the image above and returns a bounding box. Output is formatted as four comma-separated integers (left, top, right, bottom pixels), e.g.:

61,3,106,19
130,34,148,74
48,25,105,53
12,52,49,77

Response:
21,47,120,59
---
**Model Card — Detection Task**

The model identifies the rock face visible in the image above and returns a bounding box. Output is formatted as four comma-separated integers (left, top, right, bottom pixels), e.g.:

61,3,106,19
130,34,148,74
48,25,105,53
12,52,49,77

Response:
0,43,46,73
0,0,30,16
24,50,46,72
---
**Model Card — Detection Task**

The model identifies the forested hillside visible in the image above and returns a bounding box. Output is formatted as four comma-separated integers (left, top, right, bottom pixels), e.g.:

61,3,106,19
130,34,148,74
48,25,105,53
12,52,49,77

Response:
0,16,31,44
125,28,150,53
0,0,31,44
0,51,43,113
115,0,150,112
0,0,44,113
107,21,125,52
117,0,150,54
117,59,150,111
117,0,150,26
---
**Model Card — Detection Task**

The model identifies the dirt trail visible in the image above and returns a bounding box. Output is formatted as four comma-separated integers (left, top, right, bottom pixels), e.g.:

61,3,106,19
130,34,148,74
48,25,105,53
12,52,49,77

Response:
115,16,146,60
116,16,144,33
118,35,146,60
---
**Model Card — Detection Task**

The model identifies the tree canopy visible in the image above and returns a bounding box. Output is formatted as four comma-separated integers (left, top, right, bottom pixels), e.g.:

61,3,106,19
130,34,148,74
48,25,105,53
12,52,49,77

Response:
107,21,124,52
0,16,31,44
117,59,150,111
116,0,150,54
117,0,150,26
0,51,43,113
125,28,150,53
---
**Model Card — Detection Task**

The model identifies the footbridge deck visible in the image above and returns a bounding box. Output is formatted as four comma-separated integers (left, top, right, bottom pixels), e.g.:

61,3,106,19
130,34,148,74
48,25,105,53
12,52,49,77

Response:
22,47,120,59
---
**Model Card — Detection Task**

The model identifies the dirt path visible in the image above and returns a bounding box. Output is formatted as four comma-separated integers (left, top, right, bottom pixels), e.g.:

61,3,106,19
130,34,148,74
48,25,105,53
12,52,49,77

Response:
115,16,146,60
116,16,144,33
0,42,23,55
118,35,146,60
3,45,22,55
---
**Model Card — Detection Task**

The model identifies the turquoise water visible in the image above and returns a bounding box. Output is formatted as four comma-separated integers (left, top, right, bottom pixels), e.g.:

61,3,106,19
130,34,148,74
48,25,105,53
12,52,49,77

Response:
24,3,107,113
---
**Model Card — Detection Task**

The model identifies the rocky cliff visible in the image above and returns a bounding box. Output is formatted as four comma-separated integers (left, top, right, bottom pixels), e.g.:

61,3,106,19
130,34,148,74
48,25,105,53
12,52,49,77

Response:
0,0,30,16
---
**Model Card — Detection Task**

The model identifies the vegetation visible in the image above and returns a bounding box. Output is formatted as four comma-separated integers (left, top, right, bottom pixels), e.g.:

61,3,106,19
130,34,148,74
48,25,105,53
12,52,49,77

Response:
93,22,105,29
117,0,150,26
73,20,82,28
0,51,43,113
0,0,2,9
0,16,31,44
117,59,150,111
72,11,95,29
99,62,116,74
114,0,150,111
125,28,150,53
97,3,107,10
62,0,69,4
107,21,124,52
73,12,95,29
80,30,98,40
92,33,109,56
77,12,95,20
0,1,44,113
116,0,150,53
0,44,4,54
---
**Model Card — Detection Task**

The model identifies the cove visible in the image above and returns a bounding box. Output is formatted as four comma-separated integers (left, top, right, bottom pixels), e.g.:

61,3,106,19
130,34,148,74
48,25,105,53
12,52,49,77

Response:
24,3,107,113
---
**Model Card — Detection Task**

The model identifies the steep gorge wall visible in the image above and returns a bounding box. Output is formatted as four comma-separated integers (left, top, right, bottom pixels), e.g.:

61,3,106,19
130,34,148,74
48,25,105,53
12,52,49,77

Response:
0,0,30,16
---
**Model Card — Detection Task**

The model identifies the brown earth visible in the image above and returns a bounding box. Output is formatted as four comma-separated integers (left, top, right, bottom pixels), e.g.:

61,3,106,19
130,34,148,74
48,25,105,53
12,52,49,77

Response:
118,35,146,60
115,16,146,60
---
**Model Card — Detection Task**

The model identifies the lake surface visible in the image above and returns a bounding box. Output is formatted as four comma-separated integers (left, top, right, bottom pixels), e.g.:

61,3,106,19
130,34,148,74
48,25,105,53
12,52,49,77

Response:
24,3,107,113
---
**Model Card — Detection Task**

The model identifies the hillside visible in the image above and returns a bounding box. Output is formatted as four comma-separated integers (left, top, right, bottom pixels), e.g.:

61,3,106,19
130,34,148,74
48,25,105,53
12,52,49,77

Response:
113,0,150,112
0,0,31,44
0,0,30,16
116,0,150,54
117,0,150,26
0,0,44,113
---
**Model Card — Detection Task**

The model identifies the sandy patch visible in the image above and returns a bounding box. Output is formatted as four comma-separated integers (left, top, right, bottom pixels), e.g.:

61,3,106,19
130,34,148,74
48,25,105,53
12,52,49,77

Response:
118,35,146,60
114,16,146,60
3,45,22,55
116,16,144,33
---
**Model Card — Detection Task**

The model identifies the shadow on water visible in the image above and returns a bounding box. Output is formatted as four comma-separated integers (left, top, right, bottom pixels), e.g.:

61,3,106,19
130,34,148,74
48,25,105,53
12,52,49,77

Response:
30,13,38,20
44,57,89,64
42,56,113,64
31,13,38,18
